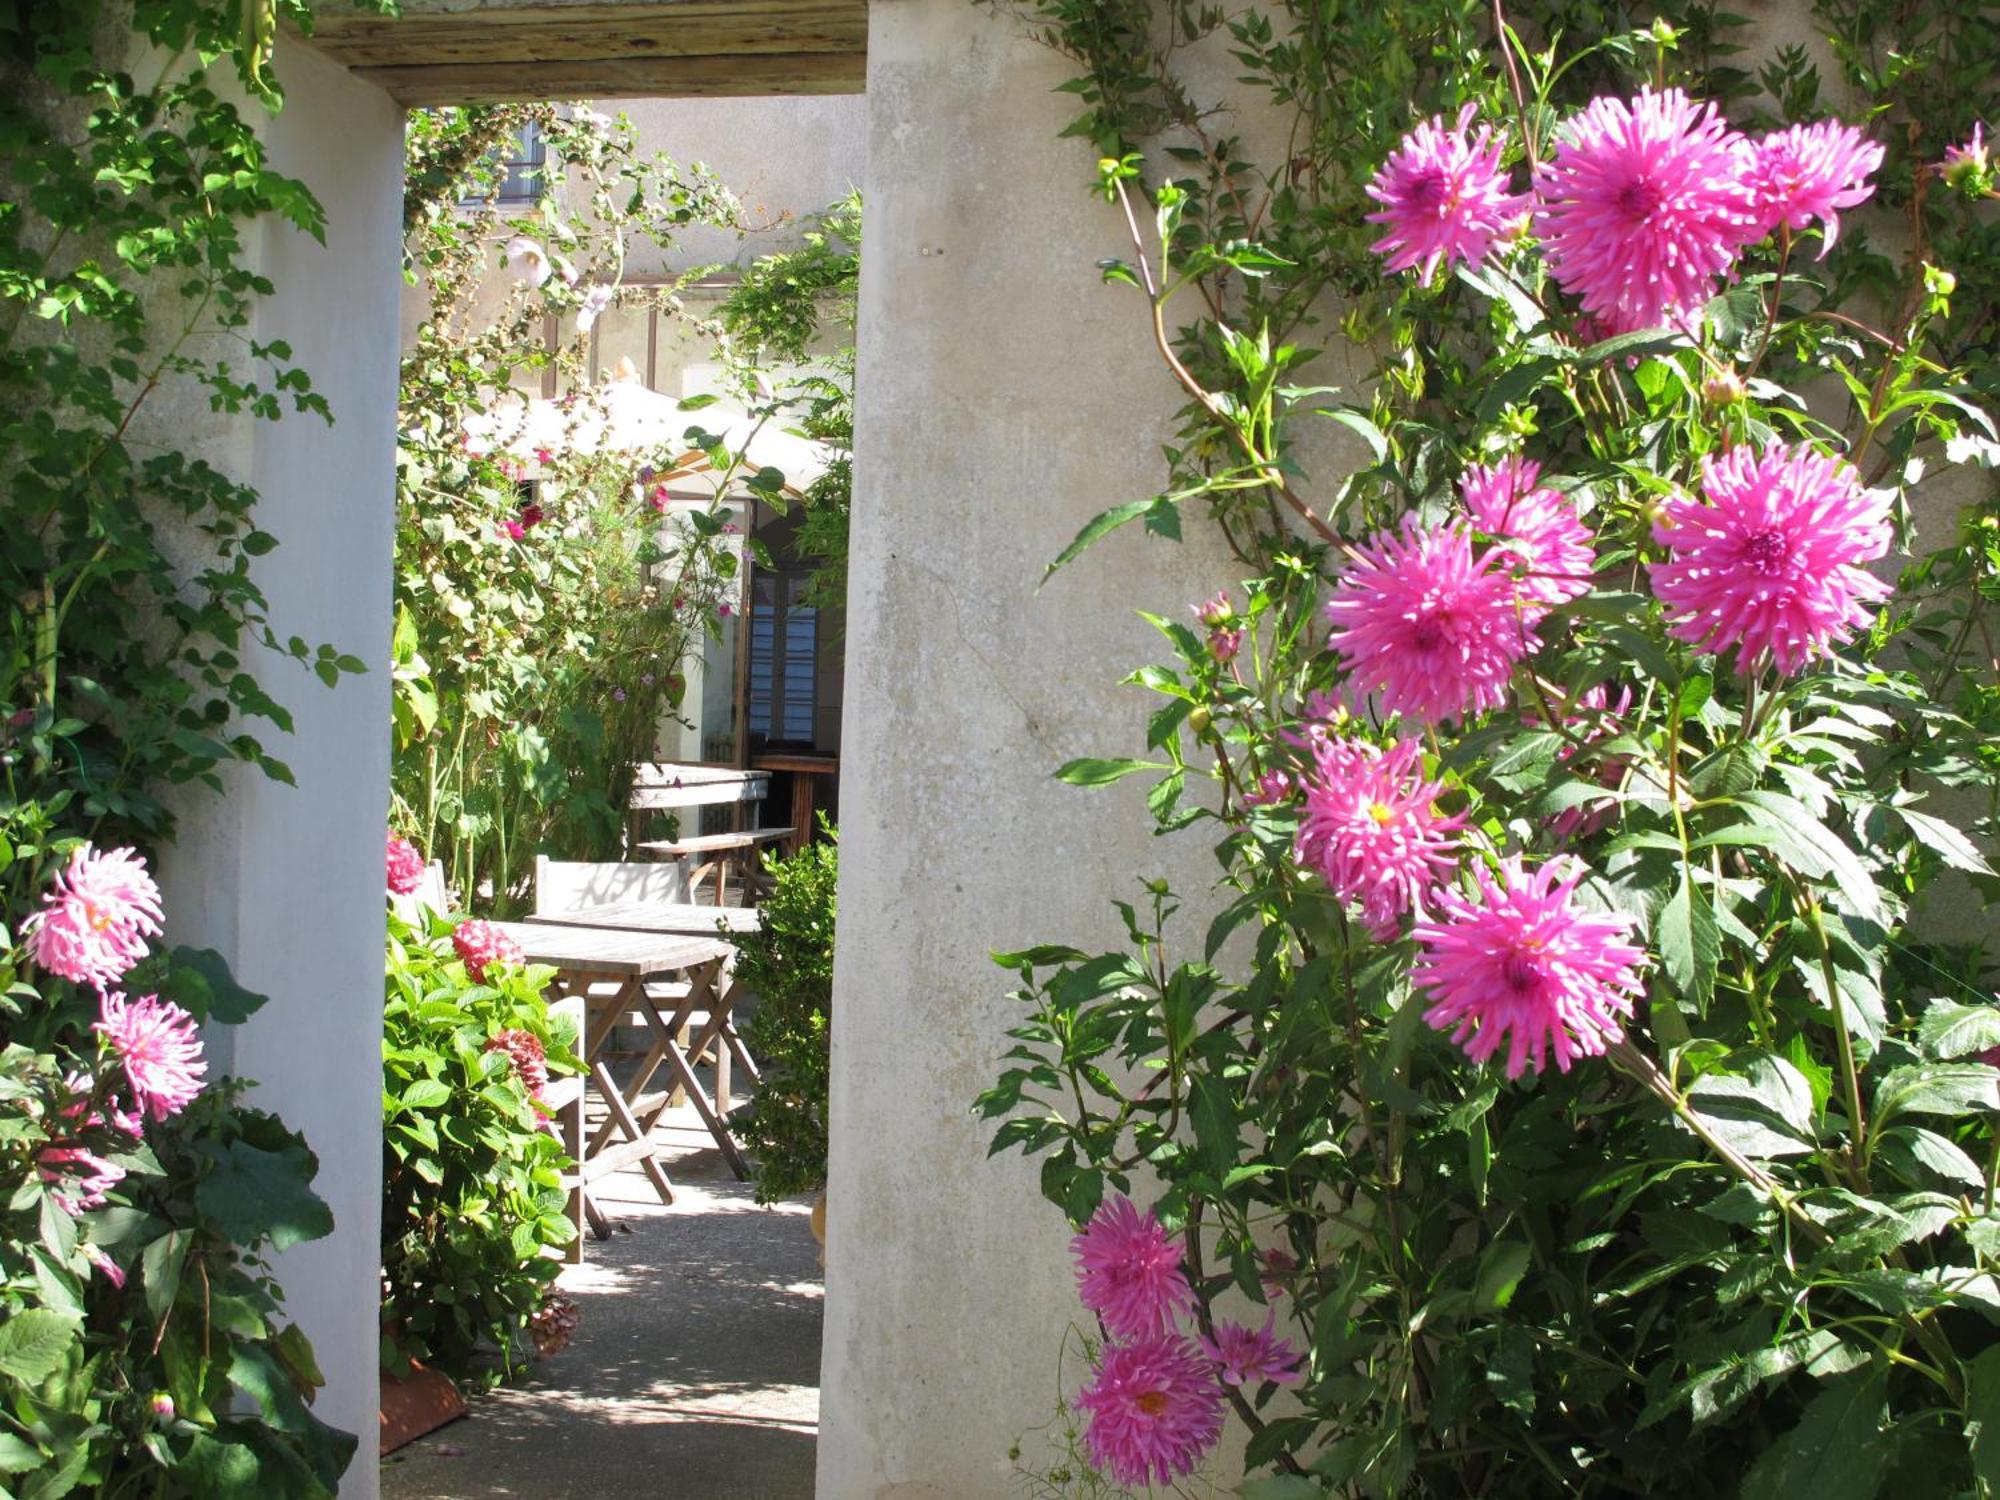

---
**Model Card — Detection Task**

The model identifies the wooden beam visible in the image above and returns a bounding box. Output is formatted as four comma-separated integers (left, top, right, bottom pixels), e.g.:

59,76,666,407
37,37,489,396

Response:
351,48,864,104
307,0,865,68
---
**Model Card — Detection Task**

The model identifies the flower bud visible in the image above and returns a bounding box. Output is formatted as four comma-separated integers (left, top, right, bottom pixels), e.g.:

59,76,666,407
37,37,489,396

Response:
149,1393,175,1422
1701,367,1747,407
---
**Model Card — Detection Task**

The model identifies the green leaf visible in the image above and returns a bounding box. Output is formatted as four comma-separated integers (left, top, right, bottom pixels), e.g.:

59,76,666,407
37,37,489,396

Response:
0,1433,44,1474
1657,872,1719,1011
1739,1368,1890,1500
1872,1063,2000,1126
142,1227,191,1325
1189,1073,1238,1177
399,1078,452,1111
1727,790,1885,920
1485,1324,1535,1419
1473,1240,1531,1313
196,1141,335,1252
1917,999,2000,1060
1890,804,1993,875
1967,1344,2000,1492
1239,1478,1331,1500
1042,498,1157,579
0,1308,77,1385
163,946,271,1024
1686,1053,1818,1158
1054,757,1166,787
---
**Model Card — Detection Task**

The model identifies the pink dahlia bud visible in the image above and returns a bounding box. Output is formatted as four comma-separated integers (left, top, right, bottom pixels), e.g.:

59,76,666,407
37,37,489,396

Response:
148,1392,174,1421
386,835,426,896
37,1145,126,1215
1701,367,1748,406
1192,591,1235,629
1206,625,1244,663
24,845,165,991
87,1246,126,1289
1941,123,1993,197
453,920,524,983
93,993,206,1123
486,1028,550,1099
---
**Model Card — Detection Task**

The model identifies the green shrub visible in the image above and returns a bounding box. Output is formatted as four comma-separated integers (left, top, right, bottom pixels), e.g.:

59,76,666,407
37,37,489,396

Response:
729,828,838,1202
380,907,580,1385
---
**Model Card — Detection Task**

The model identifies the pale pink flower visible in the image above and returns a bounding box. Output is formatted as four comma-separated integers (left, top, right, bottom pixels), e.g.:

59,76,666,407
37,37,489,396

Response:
386,835,426,896
1323,520,1531,726
88,1246,127,1289
504,235,552,288
1414,857,1646,1079
1076,1334,1225,1489
24,845,164,991
1072,1196,1194,1340
1294,737,1461,940
486,1028,549,1100
94,993,206,1122
60,1071,143,1139
1366,105,1528,284
1197,1310,1306,1387
1650,441,1891,675
453,919,524,983
1460,456,1595,612
38,1145,126,1215
1535,88,1759,333
1242,769,1295,806
1748,121,1883,253
577,284,616,333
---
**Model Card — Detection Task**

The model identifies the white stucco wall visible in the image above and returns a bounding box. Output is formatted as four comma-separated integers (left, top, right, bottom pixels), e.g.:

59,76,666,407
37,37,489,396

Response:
156,40,402,1496
817,2,1248,1494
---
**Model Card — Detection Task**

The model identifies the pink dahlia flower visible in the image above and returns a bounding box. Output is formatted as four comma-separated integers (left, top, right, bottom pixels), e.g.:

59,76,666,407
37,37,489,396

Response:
1536,88,1759,333
1243,769,1295,807
1748,121,1883,253
1072,1195,1195,1340
38,1145,126,1215
60,1071,144,1140
1650,441,1891,676
453,920,525,983
1294,736,1461,941
1076,1333,1225,1489
1414,857,1646,1079
1460,456,1595,613
486,1028,550,1100
1197,1310,1306,1387
1323,520,1531,726
87,1246,127,1289
386,834,426,896
1366,105,1527,284
24,845,165,991
93,993,206,1122
1258,1248,1297,1298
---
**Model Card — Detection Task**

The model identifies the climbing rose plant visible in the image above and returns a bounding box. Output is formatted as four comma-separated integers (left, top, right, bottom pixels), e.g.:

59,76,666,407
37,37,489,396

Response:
982,36,2000,1500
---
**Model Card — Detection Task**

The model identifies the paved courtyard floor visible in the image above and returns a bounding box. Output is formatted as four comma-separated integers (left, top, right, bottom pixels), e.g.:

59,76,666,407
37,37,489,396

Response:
382,1112,823,1500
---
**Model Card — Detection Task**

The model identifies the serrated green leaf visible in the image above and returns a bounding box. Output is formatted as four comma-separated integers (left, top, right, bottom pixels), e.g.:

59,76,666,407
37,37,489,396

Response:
0,1308,77,1385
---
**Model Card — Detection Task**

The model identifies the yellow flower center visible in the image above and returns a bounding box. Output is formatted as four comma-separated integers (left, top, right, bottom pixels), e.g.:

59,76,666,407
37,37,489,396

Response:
84,903,113,932
1368,801,1396,825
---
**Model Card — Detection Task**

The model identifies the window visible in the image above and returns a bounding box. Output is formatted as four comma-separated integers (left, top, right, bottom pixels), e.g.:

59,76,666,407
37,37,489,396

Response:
460,122,546,207
748,571,817,745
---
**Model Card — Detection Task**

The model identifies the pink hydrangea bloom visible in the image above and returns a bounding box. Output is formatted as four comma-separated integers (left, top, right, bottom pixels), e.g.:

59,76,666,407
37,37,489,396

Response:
453,920,525,983
1649,441,1891,676
1414,857,1646,1079
24,845,164,991
1366,105,1527,284
1536,88,1759,333
93,993,206,1122
38,1145,126,1215
1076,1334,1225,1490
1197,1310,1306,1387
1323,520,1531,726
386,835,426,896
1294,737,1461,940
486,1028,549,1100
1748,121,1883,253
1071,1196,1195,1340
1460,456,1596,613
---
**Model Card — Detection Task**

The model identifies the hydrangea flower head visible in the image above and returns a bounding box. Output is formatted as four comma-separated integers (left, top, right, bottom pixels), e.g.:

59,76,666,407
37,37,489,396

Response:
25,845,165,991
1076,1333,1225,1489
93,993,206,1122
1323,520,1531,726
1748,121,1883,253
1294,736,1461,940
1649,441,1891,675
1071,1195,1194,1339
386,835,426,896
1536,88,1758,332
1366,105,1527,284
1460,456,1595,613
1414,857,1646,1079
1197,1311,1306,1387
453,919,525,984
38,1145,126,1215
487,1028,550,1100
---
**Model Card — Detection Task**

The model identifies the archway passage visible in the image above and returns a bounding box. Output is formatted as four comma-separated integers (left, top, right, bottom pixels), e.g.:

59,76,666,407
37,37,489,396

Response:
297,0,866,104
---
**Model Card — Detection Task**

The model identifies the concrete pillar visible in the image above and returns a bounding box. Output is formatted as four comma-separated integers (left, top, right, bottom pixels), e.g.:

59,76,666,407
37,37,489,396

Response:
156,41,402,1496
818,2,1241,1493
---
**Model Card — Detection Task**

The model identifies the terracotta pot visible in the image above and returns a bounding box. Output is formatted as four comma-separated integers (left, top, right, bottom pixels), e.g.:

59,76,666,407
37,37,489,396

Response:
379,1358,466,1456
